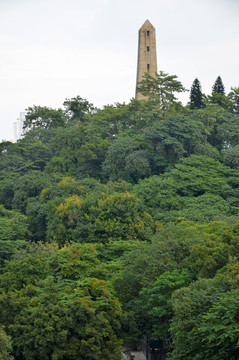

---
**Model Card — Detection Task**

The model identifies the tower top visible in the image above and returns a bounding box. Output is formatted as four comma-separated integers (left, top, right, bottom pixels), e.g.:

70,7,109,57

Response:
139,20,155,30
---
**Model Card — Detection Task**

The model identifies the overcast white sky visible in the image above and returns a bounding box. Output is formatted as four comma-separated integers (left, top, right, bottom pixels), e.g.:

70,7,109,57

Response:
0,0,238,141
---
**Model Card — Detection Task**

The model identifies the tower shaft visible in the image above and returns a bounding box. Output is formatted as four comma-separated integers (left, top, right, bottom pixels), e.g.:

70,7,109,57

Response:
135,20,157,100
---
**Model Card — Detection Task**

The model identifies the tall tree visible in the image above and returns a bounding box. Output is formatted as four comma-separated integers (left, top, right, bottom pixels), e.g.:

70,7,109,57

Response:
63,96,96,123
189,78,204,109
212,76,225,95
0,326,13,360
0,244,123,360
24,106,66,130
228,87,239,114
0,205,28,266
136,71,186,113
209,76,232,109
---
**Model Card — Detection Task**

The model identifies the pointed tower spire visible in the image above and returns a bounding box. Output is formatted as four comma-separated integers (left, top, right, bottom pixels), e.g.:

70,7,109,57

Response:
135,20,158,100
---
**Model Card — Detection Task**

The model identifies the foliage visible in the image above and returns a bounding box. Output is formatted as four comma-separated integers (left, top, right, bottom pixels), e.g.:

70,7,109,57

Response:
160,193,236,224
102,136,148,181
128,98,163,130
212,76,225,95
132,175,180,213
24,105,66,130
198,289,239,360
0,141,51,179
143,115,204,172
115,222,205,304
170,276,231,360
45,126,110,178
208,92,233,110
223,145,239,169
115,220,239,347
0,205,28,266
163,155,236,197
139,269,193,341
0,326,13,360
136,71,186,113
192,104,231,145
189,78,204,109
216,115,239,149
228,87,239,114
1,79,239,359
47,192,154,245
63,95,96,123
11,278,122,360
0,243,122,360
170,260,239,360
88,103,131,138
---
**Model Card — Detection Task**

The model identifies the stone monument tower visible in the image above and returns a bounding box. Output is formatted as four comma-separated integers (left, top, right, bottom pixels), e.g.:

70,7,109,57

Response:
135,20,158,100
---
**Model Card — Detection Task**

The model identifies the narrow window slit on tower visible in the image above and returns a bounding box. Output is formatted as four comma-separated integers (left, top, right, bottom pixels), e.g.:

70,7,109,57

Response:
147,30,150,36
147,46,150,51
147,63,150,71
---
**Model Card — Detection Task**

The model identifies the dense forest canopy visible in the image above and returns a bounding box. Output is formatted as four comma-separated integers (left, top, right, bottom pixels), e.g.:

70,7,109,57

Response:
1,72,239,359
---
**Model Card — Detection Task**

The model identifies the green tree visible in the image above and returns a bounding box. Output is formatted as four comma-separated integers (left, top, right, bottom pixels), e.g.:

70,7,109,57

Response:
139,269,193,342
216,115,239,149
128,98,163,130
136,71,186,113
223,145,239,169
0,326,13,360
0,205,28,266
0,141,51,179
89,192,154,242
0,243,57,292
158,193,236,225
184,224,237,278
170,279,224,360
24,106,66,130
208,92,233,110
228,87,239,114
8,171,53,213
192,104,231,145
47,192,154,245
170,259,239,360
102,137,144,181
189,78,204,109
208,76,232,110
124,150,151,181
212,76,225,95
0,243,122,360
0,142,11,154
143,116,204,172
11,276,122,360
197,289,239,360
26,199,49,242
114,221,227,346
63,95,96,124
115,221,208,305
45,126,110,178
132,175,182,218
20,126,64,146
164,155,235,197
88,103,131,138
170,276,231,360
